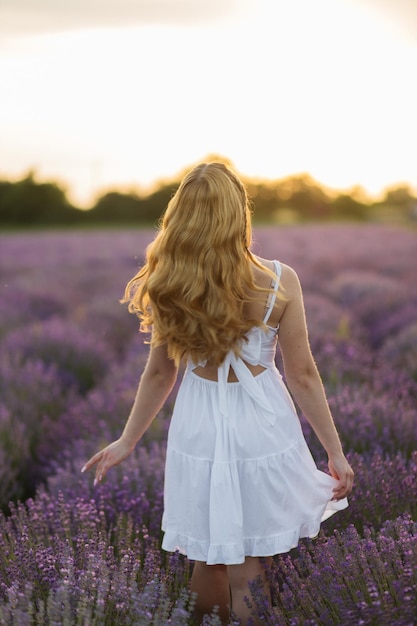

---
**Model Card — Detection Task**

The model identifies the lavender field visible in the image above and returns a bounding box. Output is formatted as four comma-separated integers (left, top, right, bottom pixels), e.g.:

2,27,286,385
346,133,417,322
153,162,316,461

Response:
0,224,416,625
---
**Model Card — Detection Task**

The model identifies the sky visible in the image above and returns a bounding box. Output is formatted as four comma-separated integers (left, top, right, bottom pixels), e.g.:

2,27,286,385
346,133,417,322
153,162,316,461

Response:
1,0,416,207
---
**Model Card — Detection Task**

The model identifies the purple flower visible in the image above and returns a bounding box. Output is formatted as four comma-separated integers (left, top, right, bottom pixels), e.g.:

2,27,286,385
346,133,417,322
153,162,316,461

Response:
1,224,417,623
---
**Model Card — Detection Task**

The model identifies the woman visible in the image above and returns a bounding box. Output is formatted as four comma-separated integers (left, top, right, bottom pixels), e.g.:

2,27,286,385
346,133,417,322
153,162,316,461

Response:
82,162,354,625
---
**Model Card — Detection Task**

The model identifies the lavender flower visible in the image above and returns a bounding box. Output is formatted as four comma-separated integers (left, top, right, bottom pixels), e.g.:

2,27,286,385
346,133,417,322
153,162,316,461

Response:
1,224,416,623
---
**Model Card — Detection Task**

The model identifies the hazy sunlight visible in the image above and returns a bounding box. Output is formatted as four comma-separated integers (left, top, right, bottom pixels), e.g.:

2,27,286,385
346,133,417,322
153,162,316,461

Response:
0,0,416,205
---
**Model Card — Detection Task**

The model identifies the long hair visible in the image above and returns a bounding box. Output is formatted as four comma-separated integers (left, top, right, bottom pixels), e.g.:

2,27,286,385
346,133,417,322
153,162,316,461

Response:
123,162,278,366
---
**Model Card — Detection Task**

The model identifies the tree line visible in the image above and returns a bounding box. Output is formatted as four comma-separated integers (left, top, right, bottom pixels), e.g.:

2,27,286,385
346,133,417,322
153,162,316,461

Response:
0,170,416,227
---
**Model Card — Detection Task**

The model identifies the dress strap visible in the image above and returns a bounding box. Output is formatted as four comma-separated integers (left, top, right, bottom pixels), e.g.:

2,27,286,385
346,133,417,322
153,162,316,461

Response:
262,260,281,325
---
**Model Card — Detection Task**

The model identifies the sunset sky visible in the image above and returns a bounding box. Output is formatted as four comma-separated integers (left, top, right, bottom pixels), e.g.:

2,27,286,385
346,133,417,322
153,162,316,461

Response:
1,0,416,207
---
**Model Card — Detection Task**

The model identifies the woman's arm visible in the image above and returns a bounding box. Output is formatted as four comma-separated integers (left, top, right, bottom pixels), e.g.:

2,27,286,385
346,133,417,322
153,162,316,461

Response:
81,340,178,485
278,265,354,499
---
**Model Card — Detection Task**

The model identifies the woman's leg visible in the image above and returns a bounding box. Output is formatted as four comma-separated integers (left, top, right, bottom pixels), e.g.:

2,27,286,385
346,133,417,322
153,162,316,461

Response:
228,556,272,625
190,561,230,625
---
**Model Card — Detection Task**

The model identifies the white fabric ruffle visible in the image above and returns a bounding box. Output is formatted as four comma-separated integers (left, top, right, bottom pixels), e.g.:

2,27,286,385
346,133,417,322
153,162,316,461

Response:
161,366,348,565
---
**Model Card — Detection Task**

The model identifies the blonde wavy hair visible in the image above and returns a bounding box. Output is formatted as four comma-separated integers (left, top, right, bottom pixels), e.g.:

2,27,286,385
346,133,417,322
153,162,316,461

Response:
123,162,278,366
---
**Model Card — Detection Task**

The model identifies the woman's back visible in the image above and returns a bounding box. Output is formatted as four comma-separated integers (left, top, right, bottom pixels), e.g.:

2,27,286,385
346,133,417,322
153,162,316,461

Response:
193,256,283,382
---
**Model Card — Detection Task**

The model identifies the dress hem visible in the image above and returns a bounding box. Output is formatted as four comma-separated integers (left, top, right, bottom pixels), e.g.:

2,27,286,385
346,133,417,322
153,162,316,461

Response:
162,500,348,565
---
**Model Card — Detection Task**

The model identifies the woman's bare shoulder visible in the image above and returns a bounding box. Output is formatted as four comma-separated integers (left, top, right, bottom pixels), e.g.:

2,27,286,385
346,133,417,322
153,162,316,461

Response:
254,256,299,284
278,263,303,301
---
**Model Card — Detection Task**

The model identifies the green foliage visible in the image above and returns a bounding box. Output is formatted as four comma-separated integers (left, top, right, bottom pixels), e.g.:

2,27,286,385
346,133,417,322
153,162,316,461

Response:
1,169,416,228
85,183,177,224
0,172,80,226
329,194,367,220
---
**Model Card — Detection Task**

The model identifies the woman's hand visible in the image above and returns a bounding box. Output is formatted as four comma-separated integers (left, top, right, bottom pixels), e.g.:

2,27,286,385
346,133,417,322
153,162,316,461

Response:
81,438,134,486
328,454,354,500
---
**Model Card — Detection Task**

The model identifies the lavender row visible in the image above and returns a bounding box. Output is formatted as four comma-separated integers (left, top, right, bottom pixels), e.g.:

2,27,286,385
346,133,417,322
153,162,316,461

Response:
1,225,416,624
0,484,416,624
2,341,415,512
0,225,416,506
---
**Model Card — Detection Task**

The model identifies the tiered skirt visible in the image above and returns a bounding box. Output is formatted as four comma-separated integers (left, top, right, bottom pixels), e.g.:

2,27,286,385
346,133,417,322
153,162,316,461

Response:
162,366,348,565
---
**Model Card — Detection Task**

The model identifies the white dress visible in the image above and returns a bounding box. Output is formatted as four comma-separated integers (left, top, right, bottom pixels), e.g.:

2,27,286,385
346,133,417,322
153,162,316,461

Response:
161,260,348,565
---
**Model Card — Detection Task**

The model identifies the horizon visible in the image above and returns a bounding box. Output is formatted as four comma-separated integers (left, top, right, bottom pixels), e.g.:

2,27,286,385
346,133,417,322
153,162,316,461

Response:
1,0,416,208
2,159,415,211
